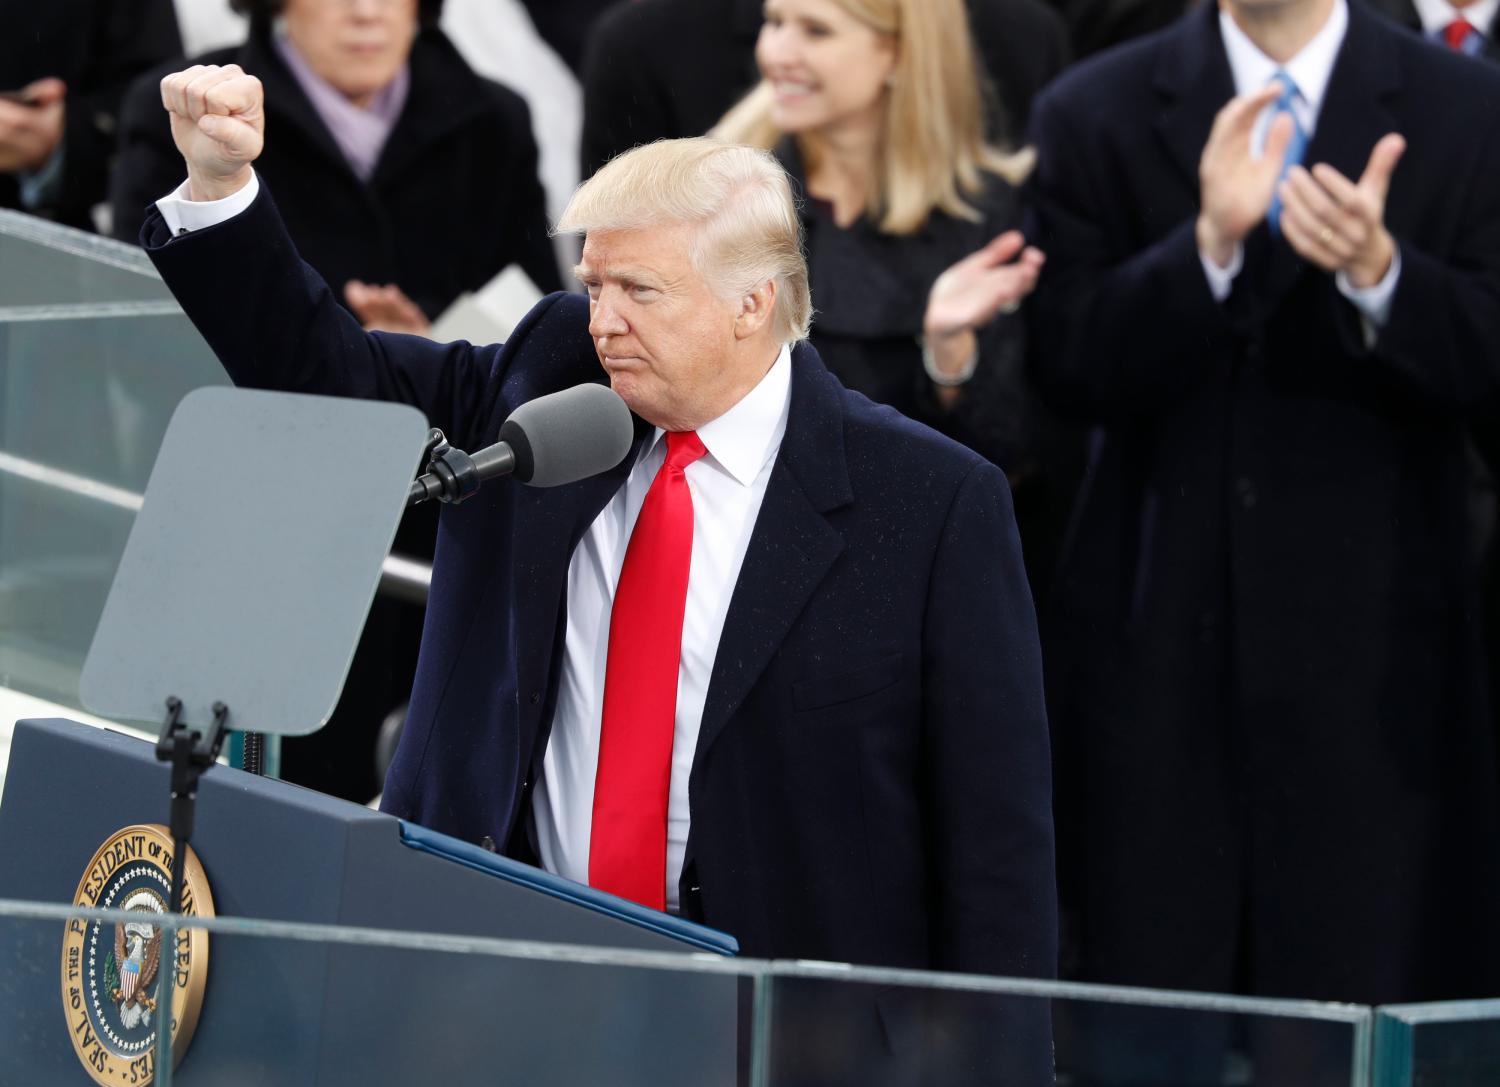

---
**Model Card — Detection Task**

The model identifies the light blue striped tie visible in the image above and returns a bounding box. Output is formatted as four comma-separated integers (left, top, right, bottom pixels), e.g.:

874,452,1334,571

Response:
1265,69,1309,236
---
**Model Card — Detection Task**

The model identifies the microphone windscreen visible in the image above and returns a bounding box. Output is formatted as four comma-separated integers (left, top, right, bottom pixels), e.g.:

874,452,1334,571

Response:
498,383,635,487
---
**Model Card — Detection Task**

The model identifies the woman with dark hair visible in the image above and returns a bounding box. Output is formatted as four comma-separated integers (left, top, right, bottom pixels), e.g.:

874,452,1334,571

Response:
111,0,561,331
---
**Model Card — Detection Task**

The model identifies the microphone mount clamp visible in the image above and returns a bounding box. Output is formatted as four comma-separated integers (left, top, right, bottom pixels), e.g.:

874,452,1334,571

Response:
409,428,482,506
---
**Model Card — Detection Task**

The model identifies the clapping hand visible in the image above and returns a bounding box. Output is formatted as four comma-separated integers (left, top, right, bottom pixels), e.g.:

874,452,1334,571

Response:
159,64,264,201
345,281,431,335
920,229,1043,392
1196,84,1296,266
924,230,1045,339
1276,134,1405,288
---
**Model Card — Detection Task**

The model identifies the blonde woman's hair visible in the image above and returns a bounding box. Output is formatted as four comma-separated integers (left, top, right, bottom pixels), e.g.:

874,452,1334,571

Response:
556,138,814,344
712,0,1033,235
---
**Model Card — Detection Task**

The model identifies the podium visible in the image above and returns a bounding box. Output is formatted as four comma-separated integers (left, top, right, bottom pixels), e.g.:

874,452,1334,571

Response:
0,718,740,1085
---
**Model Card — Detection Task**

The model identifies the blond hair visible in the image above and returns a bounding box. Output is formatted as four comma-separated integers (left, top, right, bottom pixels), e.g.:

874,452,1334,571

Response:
556,138,814,344
712,0,1032,235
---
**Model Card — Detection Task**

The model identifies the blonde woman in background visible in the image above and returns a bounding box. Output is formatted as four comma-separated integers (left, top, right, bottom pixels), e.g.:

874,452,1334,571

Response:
715,0,1044,471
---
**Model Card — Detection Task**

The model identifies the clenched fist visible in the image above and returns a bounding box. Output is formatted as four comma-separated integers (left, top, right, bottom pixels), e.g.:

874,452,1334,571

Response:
159,64,264,201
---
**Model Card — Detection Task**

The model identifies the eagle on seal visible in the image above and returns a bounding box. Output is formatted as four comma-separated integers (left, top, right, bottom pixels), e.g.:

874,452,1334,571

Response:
112,906,162,1018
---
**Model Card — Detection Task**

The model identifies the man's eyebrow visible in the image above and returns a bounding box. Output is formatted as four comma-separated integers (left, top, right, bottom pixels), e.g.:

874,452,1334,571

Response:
572,265,667,289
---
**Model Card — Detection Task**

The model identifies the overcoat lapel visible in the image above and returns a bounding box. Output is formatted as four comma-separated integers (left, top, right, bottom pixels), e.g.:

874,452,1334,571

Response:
245,35,352,179
1303,7,1403,188
372,32,498,186
1151,7,1236,195
688,346,851,797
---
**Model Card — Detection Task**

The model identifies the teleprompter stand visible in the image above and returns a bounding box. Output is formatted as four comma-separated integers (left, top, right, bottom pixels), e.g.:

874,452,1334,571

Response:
156,696,228,916
79,387,432,1086
152,696,229,1087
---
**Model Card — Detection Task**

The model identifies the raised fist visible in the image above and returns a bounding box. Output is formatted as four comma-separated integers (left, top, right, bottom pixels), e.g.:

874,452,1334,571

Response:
159,64,264,201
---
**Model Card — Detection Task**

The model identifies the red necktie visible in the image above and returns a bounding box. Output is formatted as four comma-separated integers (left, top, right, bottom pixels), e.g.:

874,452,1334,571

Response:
1444,17,1475,49
589,430,707,909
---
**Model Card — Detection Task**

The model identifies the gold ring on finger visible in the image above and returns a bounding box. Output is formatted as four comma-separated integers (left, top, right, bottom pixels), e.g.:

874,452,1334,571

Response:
1319,226,1334,246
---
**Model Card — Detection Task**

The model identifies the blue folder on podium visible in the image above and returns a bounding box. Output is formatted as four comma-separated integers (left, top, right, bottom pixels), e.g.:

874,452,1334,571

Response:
0,717,741,1085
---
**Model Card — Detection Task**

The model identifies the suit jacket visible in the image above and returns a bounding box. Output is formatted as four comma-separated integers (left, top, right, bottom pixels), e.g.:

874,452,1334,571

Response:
140,185,1057,990
0,0,181,230
1029,2,1500,1005
111,26,561,316
1361,0,1500,59
578,0,1071,176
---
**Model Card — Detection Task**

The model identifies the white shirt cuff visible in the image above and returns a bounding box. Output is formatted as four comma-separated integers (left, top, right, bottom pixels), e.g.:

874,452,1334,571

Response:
1335,244,1401,332
155,171,261,237
1200,242,1244,303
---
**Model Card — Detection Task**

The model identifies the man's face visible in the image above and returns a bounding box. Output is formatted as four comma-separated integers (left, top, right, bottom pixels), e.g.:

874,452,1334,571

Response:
576,223,751,432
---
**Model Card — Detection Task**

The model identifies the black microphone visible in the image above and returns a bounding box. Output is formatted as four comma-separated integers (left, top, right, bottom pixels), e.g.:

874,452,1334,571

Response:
408,383,634,505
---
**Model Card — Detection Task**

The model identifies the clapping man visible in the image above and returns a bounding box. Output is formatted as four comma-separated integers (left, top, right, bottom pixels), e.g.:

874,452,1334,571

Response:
1030,0,1500,1021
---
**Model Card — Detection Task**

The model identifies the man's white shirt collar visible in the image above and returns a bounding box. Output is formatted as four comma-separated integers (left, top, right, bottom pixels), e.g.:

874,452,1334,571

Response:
1220,0,1350,129
1411,0,1497,35
644,344,792,487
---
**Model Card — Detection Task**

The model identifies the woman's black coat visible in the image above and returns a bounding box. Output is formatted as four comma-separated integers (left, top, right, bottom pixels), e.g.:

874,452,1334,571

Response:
780,144,1034,476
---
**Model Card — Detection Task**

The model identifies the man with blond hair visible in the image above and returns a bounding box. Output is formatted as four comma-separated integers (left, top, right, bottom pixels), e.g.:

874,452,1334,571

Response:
140,66,1055,1067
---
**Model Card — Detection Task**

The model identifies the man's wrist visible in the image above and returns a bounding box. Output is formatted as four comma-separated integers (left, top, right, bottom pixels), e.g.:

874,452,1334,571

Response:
1195,214,1238,270
157,170,260,237
1344,229,1395,290
186,166,253,203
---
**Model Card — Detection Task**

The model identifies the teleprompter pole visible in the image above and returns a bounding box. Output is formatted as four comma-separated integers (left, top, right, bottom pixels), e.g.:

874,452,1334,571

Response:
153,696,229,1086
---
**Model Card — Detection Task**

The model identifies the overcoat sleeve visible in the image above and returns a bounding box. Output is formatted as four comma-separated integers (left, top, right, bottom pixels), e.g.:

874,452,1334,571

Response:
922,459,1057,979
1328,123,1500,413
141,180,560,451
1025,89,1240,420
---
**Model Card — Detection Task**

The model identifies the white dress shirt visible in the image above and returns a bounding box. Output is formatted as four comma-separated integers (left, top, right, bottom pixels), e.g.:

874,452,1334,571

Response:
532,346,792,911
1201,0,1401,330
1411,0,1497,38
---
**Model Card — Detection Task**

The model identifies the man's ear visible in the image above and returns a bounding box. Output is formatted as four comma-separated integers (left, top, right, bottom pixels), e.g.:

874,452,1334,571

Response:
734,278,778,340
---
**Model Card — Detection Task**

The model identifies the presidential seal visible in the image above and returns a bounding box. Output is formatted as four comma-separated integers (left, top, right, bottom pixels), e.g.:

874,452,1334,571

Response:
61,824,214,1086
